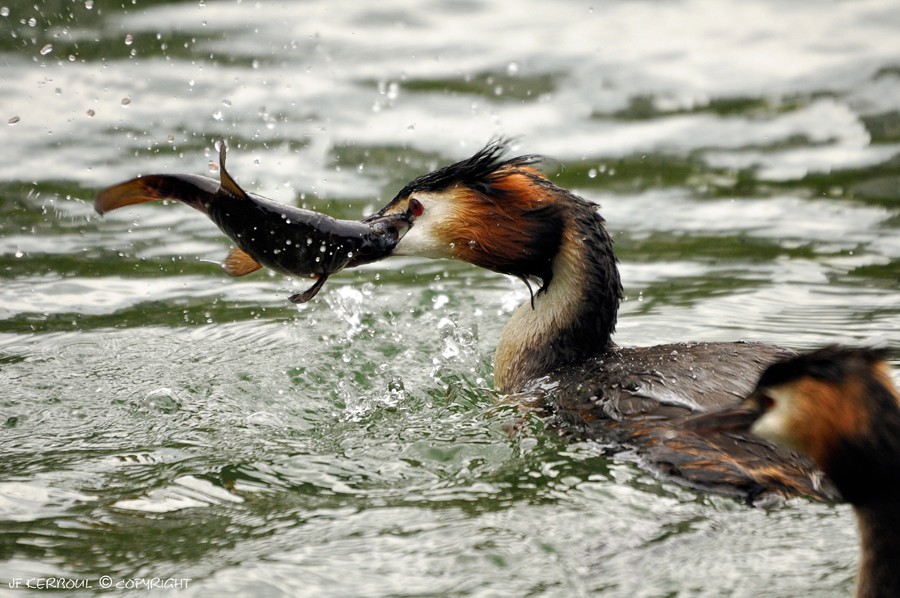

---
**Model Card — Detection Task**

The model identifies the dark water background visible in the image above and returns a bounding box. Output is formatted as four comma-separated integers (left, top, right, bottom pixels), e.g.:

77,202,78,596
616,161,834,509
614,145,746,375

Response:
1,0,899,595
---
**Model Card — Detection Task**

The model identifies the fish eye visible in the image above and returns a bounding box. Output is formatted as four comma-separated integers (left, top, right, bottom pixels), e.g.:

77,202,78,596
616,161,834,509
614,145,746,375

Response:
409,197,424,217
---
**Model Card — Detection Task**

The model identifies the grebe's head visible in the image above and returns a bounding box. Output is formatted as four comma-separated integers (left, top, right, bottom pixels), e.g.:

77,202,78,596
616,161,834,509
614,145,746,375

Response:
745,347,898,470
695,346,900,502
365,139,566,293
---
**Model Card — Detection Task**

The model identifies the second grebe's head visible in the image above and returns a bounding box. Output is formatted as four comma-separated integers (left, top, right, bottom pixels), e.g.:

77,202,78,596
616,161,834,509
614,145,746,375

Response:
365,139,566,293
746,347,897,468
697,346,900,503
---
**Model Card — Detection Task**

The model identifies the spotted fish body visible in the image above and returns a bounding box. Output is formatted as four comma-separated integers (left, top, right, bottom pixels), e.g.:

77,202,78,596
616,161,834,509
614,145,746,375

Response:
95,142,408,302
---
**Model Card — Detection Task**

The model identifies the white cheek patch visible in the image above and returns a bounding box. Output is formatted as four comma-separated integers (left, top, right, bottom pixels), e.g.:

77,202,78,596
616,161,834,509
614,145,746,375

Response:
751,386,802,452
393,192,456,259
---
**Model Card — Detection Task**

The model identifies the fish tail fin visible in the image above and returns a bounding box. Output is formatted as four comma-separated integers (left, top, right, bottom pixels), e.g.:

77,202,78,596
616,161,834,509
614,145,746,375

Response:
94,173,220,215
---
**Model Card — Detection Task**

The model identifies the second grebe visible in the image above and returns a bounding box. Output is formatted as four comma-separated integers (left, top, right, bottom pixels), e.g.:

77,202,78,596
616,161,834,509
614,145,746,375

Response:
693,347,900,597
367,139,831,501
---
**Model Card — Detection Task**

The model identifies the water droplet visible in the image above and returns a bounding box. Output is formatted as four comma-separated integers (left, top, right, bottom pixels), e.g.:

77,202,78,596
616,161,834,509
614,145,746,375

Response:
39,43,52,55
86,109,95,117
306,237,313,246
124,34,133,45
212,109,223,121
386,82,399,100
433,294,449,310
84,0,93,9
27,17,36,27
588,168,597,179
120,96,131,107
251,59,260,69
506,61,519,76
8,116,20,125
319,244,326,253
221,98,232,106
243,411,284,428
142,388,181,413
14,249,24,258
0,7,9,17
166,134,175,143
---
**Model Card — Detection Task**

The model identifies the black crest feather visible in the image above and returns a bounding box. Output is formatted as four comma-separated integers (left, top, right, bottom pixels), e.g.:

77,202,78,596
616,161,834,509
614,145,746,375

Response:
758,345,892,389
392,137,541,200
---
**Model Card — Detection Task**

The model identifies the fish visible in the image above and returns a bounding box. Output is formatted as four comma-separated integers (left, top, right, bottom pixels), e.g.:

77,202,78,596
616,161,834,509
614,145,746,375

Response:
95,141,410,303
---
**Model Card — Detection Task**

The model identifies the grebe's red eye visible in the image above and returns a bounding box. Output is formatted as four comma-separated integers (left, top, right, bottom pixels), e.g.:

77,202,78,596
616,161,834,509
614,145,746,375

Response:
759,394,775,411
409,197,424,217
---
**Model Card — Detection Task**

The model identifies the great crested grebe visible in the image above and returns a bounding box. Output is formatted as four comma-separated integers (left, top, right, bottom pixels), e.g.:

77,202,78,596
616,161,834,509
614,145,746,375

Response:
694,347,900,597
367,139,832,502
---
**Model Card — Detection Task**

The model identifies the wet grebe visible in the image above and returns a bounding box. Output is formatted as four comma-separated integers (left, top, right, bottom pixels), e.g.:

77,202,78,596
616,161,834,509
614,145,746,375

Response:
694,347,900,597
367,139,831,501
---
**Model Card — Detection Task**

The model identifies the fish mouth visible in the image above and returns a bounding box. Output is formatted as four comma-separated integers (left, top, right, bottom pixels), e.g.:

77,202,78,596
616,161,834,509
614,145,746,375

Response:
346,212,412,268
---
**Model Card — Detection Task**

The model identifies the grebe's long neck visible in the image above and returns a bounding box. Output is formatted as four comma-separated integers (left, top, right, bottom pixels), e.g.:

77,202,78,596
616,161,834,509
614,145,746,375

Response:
826,367,900,598
855,499,900,598
494,202,621,392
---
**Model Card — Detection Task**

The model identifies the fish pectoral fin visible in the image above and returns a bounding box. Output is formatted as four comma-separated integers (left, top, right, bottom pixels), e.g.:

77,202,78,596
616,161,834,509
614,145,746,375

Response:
289,275,329,304
223,247,263,277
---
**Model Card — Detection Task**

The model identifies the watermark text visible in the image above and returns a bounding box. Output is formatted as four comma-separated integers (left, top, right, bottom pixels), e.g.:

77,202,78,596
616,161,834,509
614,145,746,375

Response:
8,576,192,591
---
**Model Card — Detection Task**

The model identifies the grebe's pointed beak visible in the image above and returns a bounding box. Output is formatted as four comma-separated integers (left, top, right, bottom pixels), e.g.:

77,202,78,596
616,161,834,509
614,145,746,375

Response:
345,211,412,268
682,402,762,433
